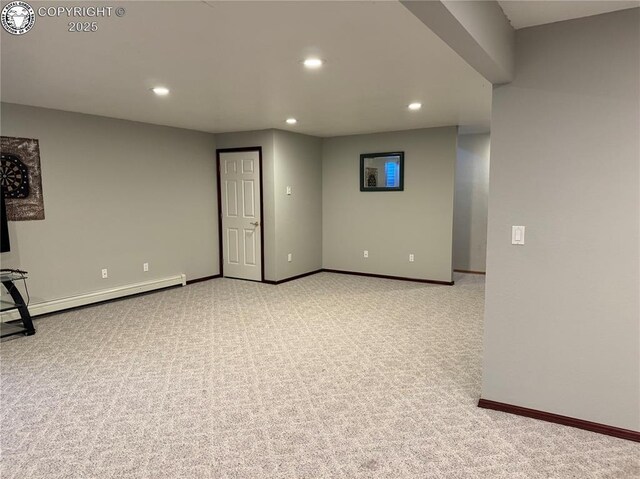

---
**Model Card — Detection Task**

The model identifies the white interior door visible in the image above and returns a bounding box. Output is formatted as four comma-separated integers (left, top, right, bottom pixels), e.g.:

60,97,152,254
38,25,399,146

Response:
220,150,262,281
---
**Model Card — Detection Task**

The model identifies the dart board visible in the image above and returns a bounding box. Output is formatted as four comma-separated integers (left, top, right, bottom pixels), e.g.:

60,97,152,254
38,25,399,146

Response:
0,153,30,198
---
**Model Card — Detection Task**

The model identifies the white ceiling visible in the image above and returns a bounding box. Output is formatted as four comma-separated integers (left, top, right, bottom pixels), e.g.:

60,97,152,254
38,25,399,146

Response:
498,0,640,29
0,1,492,138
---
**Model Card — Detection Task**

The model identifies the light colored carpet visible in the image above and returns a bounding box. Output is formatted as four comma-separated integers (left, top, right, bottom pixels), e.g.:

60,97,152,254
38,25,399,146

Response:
1,272,638,478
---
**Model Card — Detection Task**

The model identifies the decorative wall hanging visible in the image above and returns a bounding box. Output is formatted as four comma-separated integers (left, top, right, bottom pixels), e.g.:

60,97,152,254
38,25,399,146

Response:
360,151,404,191
0,136,45,220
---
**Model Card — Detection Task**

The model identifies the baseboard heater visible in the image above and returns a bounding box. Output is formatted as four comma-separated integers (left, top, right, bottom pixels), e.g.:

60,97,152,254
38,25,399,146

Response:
1,274,186,321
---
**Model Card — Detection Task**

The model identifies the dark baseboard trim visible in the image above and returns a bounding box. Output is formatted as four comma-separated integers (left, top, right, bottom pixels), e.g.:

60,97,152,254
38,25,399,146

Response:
322,269,454,286
186,274,221,285
454,269,486,275
230,269,455,286
263,269,323,285
478,399,640,442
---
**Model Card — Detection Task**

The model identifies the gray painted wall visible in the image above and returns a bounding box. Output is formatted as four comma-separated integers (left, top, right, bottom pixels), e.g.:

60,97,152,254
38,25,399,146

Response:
322,127,457,282
483,9,640,430
453,133,490,272
0,102,218,302
273,130,322,280
215,130,277,281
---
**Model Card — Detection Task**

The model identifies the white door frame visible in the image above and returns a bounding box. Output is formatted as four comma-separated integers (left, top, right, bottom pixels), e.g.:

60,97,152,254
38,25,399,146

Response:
216,147,265,282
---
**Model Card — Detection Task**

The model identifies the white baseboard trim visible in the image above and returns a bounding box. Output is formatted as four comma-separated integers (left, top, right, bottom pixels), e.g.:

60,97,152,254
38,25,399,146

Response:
1,274,186,321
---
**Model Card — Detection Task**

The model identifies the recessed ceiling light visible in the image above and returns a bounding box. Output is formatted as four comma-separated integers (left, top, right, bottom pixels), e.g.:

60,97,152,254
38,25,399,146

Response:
303,58,323,69
285,118,298,125
152,87,170,96
408,102,422,111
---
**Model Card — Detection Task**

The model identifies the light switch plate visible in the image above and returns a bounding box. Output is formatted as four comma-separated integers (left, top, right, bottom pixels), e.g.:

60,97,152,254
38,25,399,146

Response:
286,186,292,195
512,226,525,245
363,250,369,258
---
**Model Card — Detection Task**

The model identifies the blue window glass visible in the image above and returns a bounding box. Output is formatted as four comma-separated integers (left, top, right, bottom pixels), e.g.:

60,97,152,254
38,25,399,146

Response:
385,161,399,187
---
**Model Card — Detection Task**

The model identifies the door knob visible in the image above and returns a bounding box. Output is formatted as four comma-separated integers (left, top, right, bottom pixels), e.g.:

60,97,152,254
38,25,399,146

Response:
250,221,259,226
